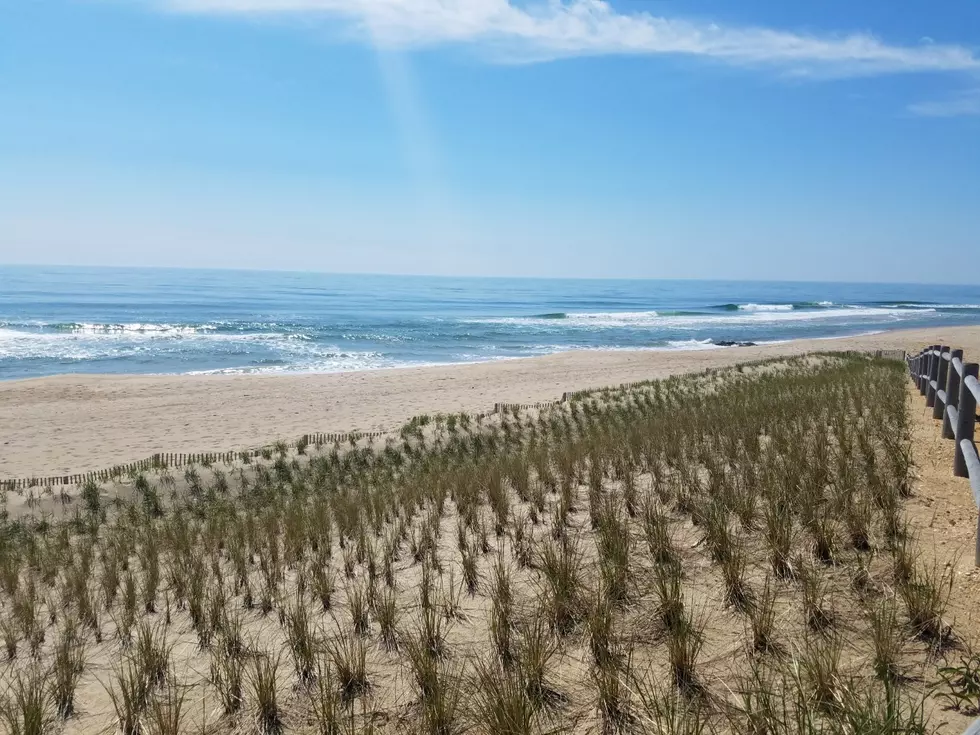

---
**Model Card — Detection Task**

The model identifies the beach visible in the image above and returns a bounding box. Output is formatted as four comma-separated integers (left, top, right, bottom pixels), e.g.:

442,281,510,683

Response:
3,324,979,479
8,8,980,728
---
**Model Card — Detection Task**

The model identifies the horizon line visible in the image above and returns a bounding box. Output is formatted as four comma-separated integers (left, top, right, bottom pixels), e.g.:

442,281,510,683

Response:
1,261,978,288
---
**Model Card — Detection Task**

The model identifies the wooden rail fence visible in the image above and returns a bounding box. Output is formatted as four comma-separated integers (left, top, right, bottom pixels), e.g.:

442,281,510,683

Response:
908,344,980,564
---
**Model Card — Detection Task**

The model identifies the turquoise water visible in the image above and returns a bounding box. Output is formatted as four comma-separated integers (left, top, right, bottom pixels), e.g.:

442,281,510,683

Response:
1,265,979,380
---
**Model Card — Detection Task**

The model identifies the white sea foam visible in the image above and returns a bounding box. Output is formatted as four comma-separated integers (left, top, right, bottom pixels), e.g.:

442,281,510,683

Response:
65,322,215,335
664,339,722,350
897,303,980,310
186,350,400,375
463,311,660,328
0,325,314,361
465,306,931,330
557,311,664,324
737,303,793,312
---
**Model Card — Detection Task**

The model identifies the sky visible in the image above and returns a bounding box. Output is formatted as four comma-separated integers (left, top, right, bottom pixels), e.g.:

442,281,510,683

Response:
1,0,978,283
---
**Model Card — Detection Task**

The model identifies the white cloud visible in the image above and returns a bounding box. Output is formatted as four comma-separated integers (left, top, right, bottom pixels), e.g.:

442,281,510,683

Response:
157,0,979,76
909,88,980,117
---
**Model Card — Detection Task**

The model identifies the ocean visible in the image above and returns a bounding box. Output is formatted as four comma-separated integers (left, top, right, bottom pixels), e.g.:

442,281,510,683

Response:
1,265,979,381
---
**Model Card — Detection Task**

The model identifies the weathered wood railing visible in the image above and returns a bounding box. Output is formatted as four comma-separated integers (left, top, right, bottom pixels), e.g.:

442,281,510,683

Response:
908,344,980,564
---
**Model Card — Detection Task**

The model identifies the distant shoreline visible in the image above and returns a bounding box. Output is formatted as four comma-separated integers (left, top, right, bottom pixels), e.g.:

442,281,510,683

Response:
2,324,980,479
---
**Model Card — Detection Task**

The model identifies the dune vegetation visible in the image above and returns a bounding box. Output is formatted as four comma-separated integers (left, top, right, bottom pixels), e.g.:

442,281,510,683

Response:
0,353,973,733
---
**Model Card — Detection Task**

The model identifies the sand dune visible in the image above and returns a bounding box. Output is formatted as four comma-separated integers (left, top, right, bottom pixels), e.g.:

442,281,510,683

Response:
2,325,979,479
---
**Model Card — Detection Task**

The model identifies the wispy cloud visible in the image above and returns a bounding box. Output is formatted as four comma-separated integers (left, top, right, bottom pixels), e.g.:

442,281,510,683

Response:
157,0,979,76
909,88,980,117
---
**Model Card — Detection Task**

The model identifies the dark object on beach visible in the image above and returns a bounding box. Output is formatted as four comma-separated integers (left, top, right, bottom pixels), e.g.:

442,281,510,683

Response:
714,340,757,347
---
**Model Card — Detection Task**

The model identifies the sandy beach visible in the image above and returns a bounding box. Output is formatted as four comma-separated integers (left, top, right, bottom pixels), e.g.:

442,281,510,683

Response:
3,325,979,479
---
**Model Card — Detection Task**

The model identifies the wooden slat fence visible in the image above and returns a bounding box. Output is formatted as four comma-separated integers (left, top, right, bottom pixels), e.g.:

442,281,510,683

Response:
908,344,980,564
874,349,907,361
0,431,385,492
494,400,563,412
303,431,385,446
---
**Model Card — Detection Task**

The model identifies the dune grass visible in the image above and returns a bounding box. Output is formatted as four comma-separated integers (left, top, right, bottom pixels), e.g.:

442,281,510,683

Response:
0,352,966,733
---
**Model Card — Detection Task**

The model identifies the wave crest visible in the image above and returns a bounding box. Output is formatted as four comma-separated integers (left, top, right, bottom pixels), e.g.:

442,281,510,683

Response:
736,303,794,312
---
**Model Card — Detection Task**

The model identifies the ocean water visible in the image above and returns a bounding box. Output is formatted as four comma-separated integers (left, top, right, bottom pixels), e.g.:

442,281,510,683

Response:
1,266,979,381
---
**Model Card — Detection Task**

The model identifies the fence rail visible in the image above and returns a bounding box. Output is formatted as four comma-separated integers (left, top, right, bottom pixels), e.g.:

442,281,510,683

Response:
907,344,980,564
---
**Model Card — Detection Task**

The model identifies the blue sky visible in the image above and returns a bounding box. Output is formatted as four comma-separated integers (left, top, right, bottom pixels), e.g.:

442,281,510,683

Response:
1,0,978,282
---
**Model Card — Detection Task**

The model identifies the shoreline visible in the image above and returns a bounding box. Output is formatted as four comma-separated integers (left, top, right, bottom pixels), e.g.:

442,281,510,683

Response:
0,327,895,385
3,324,980,479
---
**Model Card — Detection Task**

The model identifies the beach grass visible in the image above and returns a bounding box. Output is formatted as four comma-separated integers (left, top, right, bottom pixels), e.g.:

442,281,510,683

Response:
0,352,971,733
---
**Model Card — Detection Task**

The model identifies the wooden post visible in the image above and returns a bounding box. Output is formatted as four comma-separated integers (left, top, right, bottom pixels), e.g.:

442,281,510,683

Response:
926,346,941,407
976,508,980,568
943,349,963,439
954,362,979,479
933,346,950,419
919,347,933,395
925,346,937,394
